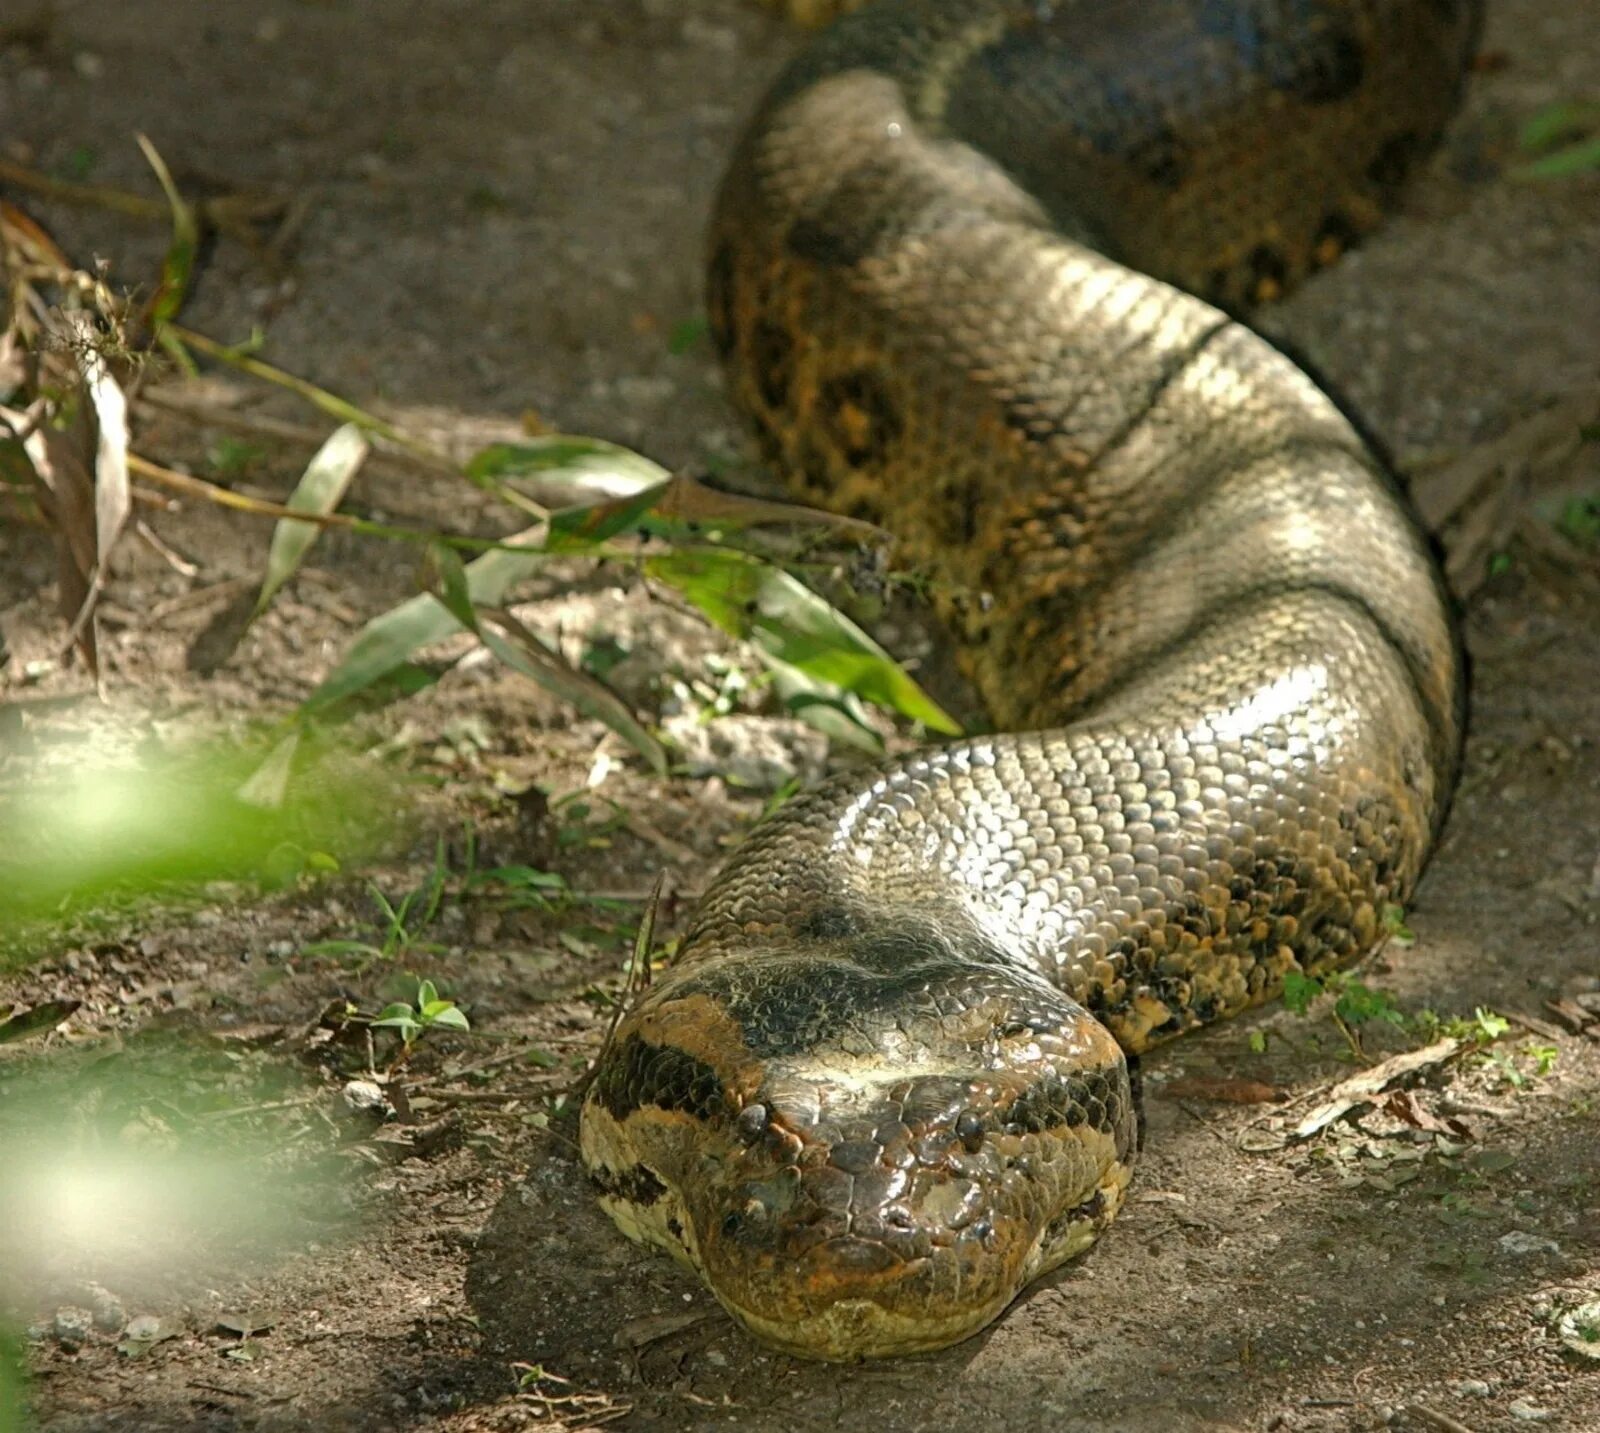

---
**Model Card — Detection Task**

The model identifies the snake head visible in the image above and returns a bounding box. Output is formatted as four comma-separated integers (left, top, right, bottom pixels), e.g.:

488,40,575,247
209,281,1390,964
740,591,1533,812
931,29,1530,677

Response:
579,922,1139,1359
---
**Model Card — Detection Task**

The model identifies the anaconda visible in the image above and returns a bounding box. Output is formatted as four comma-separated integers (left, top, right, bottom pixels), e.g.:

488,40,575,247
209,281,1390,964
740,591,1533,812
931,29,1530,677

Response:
579,0,1473,1360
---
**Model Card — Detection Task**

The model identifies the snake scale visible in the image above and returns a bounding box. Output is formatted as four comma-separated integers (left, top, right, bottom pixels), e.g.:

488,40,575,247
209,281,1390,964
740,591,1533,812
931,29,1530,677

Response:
580,0,1474,1360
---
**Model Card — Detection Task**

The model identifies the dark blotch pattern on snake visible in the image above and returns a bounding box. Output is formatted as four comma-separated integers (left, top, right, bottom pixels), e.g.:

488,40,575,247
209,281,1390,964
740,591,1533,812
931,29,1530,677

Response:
580,0,1475,1360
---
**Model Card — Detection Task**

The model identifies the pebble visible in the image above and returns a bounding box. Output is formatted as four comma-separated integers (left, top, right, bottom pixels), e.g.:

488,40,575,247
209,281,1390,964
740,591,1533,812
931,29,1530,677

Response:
86,1283,125,1333
1508,1400,1552,1422
341,1080,392,1120
1450,1379,1492,1397
124,1315,165,1343
1497,1231,1560,1257
51,1307,94,1350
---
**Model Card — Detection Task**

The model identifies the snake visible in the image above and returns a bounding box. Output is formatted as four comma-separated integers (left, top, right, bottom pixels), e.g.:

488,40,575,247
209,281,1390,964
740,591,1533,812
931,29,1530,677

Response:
578,0,1474,1360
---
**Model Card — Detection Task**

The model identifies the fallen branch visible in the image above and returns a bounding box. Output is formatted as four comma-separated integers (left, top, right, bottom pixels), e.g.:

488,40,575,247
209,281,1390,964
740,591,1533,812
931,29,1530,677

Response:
1292,1037,1462,1140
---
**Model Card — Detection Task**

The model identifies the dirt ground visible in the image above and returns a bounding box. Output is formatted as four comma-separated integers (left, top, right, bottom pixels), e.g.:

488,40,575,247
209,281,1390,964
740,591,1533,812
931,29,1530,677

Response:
2,1,1599,1431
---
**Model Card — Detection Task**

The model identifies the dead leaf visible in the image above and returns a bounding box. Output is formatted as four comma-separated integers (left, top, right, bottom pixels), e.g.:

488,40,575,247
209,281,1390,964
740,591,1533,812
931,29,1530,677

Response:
1382,1088,1474,1139
13,314,132,675
214,1313,274,1339
1293,1038,1463,1139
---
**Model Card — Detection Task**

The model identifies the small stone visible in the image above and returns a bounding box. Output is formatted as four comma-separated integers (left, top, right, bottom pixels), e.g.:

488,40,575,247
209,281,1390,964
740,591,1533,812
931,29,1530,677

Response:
340,1080,393,1121
52,1307,95,1350
661,712,827,793
1497,1231,1560,1257
1450,1379,1491,1397
1508,1400,1552,1422
124,1315,165,1343
86,1284,125,1333
1556,1299,1600,1360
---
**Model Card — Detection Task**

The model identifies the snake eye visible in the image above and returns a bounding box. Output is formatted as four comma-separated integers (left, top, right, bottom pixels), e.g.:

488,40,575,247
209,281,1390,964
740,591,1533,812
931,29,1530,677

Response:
735,1102,769,1144
955,1109,986,1152
999,1021,1032,1039
721,1211,743,1237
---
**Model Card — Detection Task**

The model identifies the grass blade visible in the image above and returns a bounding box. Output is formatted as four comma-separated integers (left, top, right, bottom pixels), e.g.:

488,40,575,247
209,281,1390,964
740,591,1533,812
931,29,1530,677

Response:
135,133,200,371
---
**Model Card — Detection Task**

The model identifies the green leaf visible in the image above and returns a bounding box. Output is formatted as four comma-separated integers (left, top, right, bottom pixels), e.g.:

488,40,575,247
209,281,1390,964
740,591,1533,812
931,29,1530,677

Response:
667,316,709,355
1381,903,1417,947
426,1006,470,1032
423,543,478,629
546,480,671,552
478,865,568,892
300,939,382,959
374,1002,416,1023
1281,970,1323,1016
1512,135,1600,180
765,655,885,754
1517,100,1600,152
1473,1007,1510,1042
300,530,545,713
472,605,667,774
236,730,301,811
646,550,960,736
1555,494,1600,548
464,436,668,513
1333,980,1405,1029
136,133,200,341
255,424,369,616
416,980,439,1009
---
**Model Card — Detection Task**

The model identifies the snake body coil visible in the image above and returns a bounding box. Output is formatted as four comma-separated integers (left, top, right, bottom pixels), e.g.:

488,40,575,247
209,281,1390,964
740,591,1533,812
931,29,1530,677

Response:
580,0,1473,1360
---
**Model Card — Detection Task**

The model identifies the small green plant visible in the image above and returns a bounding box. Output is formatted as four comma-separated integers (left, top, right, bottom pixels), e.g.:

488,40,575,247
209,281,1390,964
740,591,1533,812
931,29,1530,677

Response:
1283,962,1529,1067
552,791,628,851
1483,1042,1560,1089
207,436,266,476
1381,902,1416,947
473,864,571,912
303,840,451,965
1555,493,1600,548
371,978,470,1066
1282,969,1405,1060
1514,99,1600,180
667,315,709,355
